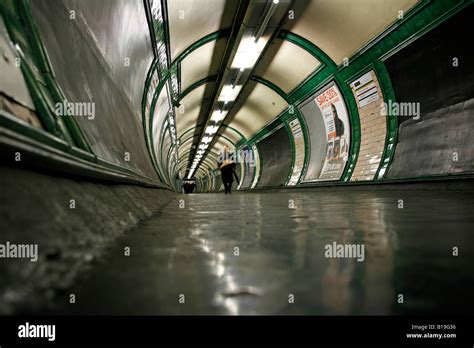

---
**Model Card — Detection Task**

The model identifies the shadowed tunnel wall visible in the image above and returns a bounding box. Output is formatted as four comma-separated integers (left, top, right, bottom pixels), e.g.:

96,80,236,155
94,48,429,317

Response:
385,5,474,178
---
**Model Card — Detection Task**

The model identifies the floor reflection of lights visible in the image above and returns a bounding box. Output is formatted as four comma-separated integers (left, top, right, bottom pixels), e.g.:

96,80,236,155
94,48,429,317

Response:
190,232,245,315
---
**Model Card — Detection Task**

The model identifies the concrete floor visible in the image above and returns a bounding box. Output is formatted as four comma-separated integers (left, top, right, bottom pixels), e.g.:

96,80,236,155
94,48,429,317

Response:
39,187,474,315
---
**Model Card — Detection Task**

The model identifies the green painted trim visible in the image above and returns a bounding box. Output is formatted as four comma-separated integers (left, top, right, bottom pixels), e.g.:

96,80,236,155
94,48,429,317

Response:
279,30,336,68
239,143,256,189
178,75,217,102
273,29,361,183
251,0,470,185
0,110,171,187
177,61,181,97
284,112,309,186
288,67,335,105
220,124,247,141
284,120,296,185
159,118,171,184
336,77,361,182
336,0,429,71
250,76,289,102
251,75,359,183
336,0,468,82
144,0,181,186
296,108,310,185
235,139,246,149
172,29,231,66
335,0,470,181
160,0,172,68
0,110,70,154
176,73,289,143
1,3,64,137
245,103,296,145
16,0,92,151
148,72,169,181
254,143,263,188
287,64,327,99
178,124,203,142
169,123,246,166
142,60,163,180
140,59,161,177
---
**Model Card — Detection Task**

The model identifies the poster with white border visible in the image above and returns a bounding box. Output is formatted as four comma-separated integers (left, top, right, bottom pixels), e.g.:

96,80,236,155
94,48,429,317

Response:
314,83,350,181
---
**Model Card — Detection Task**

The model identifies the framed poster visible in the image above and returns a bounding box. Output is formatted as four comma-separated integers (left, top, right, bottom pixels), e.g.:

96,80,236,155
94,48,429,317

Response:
314,84,350,180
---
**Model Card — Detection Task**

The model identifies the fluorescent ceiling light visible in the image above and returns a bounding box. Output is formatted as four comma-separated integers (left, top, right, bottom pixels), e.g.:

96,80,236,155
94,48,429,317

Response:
202,136,213,144
231,36,267,70
199,143,209,150
218,85,242,103
211,110,227,122
205,125,219,135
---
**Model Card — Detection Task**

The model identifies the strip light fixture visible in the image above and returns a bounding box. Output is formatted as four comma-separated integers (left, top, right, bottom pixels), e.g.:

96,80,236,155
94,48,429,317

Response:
187,0,280,179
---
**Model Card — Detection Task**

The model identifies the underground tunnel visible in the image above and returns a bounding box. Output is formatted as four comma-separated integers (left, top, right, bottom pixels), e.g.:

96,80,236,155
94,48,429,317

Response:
0,0,473,345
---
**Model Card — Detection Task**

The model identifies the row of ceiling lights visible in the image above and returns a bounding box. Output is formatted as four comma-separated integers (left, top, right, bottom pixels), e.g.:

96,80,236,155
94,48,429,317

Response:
188,0,280,179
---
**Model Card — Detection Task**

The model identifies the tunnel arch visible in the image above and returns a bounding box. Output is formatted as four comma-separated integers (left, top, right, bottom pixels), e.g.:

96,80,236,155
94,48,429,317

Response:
2,0,472,193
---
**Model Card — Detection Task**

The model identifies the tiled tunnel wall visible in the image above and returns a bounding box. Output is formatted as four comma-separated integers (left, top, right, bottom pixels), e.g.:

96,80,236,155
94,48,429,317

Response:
1,0,473,193
349,70,387,182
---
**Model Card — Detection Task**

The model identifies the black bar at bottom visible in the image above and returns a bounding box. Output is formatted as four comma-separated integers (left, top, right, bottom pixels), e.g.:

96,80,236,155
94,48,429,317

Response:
0,316,472,345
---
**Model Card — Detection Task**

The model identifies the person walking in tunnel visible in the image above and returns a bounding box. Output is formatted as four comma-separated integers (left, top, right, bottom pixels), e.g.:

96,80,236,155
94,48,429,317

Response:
217,145,239,194
182,180,196,194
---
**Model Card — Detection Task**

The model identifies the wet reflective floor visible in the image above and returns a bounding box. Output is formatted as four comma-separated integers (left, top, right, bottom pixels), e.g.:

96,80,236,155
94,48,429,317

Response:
42,187,474,315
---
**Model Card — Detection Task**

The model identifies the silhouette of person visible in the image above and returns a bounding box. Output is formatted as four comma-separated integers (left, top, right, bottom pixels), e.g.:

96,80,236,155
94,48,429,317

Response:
217,145,239,194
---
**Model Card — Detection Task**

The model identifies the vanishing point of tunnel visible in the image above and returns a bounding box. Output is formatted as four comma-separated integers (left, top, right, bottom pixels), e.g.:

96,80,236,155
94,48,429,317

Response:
1,0,474,321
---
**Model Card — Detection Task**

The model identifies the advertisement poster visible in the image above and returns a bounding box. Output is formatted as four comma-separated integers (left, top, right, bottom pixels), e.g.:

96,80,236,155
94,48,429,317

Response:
314,84,350,180
350,71,380,108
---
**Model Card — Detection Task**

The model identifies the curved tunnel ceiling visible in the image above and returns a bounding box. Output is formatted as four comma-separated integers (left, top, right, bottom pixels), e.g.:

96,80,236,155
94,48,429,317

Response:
160,0,420,180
